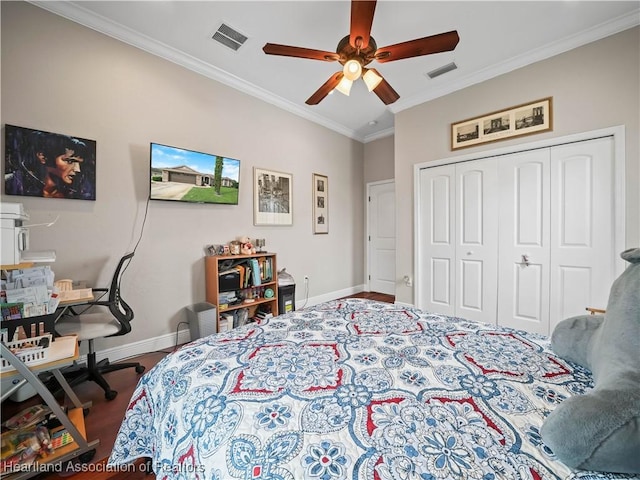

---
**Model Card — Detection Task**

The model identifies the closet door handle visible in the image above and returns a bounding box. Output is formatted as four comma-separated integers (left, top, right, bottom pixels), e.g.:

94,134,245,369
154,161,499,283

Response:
520,254,530,266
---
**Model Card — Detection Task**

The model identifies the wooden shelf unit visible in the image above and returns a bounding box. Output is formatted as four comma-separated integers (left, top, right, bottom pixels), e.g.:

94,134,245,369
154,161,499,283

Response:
0,262,98,478
205,253,278,331
0,344,99,479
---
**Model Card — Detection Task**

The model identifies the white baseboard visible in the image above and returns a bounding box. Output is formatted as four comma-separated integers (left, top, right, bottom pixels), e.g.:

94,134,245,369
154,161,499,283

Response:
295,284,366,310
90,284,368,363
91,328,192,364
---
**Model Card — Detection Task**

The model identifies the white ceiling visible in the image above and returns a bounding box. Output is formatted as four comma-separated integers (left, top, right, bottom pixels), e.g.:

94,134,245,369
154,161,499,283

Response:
33,1,640,143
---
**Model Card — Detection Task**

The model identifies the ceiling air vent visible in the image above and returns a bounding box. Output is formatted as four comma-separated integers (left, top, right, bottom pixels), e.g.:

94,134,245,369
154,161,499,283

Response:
426,62,457,79
212,23,248,51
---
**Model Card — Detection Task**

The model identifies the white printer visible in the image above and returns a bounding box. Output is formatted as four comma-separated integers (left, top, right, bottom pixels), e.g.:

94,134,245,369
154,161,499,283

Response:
1,202,55,265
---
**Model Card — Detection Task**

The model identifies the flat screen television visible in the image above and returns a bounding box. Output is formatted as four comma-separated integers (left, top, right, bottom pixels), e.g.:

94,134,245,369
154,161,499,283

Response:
149,142,240,205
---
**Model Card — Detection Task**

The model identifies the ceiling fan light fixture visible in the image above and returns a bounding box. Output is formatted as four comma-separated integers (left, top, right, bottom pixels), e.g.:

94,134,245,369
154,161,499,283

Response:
263,1,461,106
363,68,383,92
343,59,362,81
335,76,353,96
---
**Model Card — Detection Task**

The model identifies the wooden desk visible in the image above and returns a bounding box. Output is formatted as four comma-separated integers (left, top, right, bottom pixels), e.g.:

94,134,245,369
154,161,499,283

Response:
1,336,80,396
57,289,95,305
0,262,35,270
53,291,96,324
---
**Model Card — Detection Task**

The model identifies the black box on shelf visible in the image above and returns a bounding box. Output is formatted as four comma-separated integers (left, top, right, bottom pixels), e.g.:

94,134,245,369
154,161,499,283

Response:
219,271,241,292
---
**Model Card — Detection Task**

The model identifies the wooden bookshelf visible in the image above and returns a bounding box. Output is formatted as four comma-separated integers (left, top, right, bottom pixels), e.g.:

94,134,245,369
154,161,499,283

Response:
205,253,278,332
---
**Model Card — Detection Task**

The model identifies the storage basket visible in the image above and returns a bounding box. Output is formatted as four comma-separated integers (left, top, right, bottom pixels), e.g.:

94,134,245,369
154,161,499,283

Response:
0,333,52,372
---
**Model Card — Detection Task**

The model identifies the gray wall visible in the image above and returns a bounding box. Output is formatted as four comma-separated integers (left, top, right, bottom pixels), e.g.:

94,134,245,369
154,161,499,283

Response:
364,136,394,184
394,27,640,305
1,2,365,351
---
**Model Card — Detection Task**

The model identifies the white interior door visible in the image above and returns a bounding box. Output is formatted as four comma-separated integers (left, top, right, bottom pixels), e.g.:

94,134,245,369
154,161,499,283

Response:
368,181,396,295
498,149,552,334
549,137,614,332
455,159,499,324
497,138,614,334
418,165,456,315
418,160,498,323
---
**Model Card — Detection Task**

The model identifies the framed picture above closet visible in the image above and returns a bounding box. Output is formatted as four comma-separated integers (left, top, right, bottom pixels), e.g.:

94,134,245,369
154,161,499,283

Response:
451,97,553,150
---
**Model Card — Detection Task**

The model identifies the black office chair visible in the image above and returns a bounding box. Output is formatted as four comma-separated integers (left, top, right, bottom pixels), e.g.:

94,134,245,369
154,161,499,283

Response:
55,252,145,400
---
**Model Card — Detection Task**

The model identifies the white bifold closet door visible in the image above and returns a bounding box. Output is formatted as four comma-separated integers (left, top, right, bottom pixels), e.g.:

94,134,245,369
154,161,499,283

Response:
418,136,615,335
498,138,614,334
497,148,552,334
418,158,499,325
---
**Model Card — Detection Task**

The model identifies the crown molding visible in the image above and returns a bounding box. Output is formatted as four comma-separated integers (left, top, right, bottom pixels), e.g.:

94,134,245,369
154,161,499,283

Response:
28,0,364,142
363,127,394,143
390,9,640,114
27,2,640,143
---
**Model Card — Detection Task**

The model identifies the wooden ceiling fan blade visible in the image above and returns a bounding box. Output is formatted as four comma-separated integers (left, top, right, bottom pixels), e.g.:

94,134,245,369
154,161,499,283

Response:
375,30,459,63
263,43,340,62
350,0,377,49
370,70,400,105
306,72,344,105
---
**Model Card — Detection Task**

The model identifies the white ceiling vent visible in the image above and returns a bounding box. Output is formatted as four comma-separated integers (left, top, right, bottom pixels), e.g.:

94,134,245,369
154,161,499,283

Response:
212,23,248,51
426,62,457,79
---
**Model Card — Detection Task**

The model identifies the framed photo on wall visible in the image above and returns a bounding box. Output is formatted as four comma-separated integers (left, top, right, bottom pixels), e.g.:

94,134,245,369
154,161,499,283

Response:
451,97,553,150
253,167,293,226
312,173,328,234
4,124,97,200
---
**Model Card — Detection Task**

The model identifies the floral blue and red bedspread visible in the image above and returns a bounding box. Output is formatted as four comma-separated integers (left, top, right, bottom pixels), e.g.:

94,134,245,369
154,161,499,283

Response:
107,299,637,480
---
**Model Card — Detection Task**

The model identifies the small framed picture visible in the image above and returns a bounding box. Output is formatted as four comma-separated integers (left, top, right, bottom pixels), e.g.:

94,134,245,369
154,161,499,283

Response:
253,167,293,226
312,173,328,234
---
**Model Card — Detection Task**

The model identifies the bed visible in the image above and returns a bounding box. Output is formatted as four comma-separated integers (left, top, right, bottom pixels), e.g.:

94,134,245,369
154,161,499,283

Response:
107,299,638,479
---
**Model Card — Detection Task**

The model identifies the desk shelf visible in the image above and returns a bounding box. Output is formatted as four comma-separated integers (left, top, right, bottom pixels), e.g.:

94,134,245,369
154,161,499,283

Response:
218,281,278,313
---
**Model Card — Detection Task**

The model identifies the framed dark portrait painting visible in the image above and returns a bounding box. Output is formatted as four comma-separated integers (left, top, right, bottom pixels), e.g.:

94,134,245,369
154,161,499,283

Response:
4,125,97,200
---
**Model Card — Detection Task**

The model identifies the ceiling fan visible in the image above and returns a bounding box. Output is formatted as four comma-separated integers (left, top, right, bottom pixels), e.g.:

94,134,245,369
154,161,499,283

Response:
263,0,459,106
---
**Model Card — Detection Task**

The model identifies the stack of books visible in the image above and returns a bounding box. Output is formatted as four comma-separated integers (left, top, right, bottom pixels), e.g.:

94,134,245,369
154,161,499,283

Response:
254,307,274,323
218,292,238,309
219,313,234,332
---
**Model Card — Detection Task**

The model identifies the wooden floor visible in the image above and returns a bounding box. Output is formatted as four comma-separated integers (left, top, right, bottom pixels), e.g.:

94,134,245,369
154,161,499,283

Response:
2,292,393,480
343,291,394,303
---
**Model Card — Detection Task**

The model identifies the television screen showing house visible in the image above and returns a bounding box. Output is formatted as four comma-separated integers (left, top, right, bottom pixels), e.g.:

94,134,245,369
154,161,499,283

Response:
149,143,240,205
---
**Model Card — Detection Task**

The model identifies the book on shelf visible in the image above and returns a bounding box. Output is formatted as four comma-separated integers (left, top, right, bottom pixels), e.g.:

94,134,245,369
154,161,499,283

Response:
244,266,251,288
249,258,261,286
257,256,273,282
232,309,249,329
254,304,274,322
254,311,273,320
219,318,228,332
1,303,24,321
